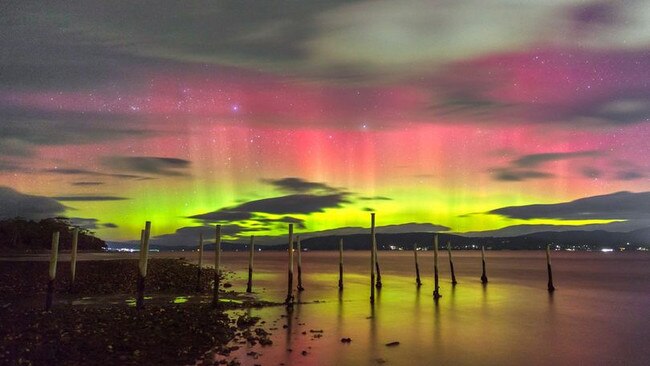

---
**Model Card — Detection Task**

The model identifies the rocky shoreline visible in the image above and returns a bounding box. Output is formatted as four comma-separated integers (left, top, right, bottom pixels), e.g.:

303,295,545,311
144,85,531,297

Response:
0,258,274,365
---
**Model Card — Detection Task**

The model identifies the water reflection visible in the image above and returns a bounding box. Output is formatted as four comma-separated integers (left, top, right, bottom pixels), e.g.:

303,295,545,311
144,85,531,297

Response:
369,302,377,364
285,306,293,353
207,251,650,366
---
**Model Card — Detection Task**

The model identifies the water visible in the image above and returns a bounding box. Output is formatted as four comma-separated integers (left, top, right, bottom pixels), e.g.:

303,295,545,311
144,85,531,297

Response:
203,250,649,366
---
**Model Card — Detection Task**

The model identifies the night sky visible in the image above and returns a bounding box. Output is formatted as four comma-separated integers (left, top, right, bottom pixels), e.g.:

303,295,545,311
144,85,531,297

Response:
1,1,649,245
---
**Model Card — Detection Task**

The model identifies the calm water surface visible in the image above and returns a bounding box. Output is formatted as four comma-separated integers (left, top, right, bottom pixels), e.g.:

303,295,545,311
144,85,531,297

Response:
194,250,650,366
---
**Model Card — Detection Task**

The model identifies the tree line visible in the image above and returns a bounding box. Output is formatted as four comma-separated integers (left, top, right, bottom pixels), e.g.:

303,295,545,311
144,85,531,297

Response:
0,217,106,252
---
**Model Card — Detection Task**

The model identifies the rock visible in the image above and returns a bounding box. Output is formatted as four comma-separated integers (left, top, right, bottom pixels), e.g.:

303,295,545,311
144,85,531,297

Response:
340,338,352,343
385,341,400,347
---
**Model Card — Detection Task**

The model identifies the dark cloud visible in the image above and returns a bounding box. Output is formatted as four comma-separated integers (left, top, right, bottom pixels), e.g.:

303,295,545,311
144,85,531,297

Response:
53,195,129,202
0,1,351,91
616,170,644,180
254,216,307,229
571,2,619,26
553,91,650,126
67,217,117,230
0,1,149,90
492,150,603,182
0,108,151,157
358,196,392,201
71,181,105,186
0,186,65,219
192,193,349,221
67,217,100,230
0,160,22,172
233,194,349,214
150,224,247,247
581,167,602,179
492,169,553,182
264,177,339,193
102,156,191,177
189,210,253,222
42,168,151,180
429,48,650,126
488,191,650,221
512,151,603,168
431,86,513,119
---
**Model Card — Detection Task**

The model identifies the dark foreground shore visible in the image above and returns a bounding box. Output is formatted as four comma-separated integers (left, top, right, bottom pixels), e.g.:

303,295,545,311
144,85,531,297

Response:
0,259,269,365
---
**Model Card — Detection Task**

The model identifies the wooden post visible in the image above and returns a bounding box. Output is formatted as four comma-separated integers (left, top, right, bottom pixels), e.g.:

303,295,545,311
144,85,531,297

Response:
338,238,344,290
297,236,304,291
414,244,422,286
69,227,79,291
480,245,488,284
246,235,254,293
370,213,376,303
196,232,204,292
136,222,151,310
45,231,59,311
213,225,221,307
546,244,555,292
135,228,144,308
447,242,457,285
285,224,294,306
433,235,442,299
374,233,382,289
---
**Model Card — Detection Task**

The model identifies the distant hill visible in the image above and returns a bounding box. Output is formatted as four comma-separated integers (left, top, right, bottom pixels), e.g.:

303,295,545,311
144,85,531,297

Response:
0,217,107,252
117,228,650,252
261,229,650,251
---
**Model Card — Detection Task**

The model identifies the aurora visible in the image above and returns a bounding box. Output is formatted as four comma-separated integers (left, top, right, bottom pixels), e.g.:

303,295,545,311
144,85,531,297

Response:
1,1,648,245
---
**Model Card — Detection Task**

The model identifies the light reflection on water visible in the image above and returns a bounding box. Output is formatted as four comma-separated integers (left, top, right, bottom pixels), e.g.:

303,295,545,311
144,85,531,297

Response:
186,251,649,365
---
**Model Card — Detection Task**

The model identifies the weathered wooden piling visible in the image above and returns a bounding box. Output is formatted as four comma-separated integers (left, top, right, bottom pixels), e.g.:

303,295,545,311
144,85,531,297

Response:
196,233,204,291
480,245,488,284
136,222,151,310
285,224,295,306
246,235,254,293
338,238,344,290
433,235,442,299
414,244,422,287
45,231,59,311
297,236,305,291
546,244,555,292
69,227,79,291
370,213,376,304
447,241,457,285
373,216,382,289
213,225,222,307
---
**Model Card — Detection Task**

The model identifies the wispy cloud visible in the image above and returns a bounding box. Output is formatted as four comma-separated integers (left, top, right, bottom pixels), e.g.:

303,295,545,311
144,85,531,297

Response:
512,151,603,168
492,150,603,182
263,177,340,194
53,195,129,202
0,186,65,219
102,156,191,177
43,168,151,180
